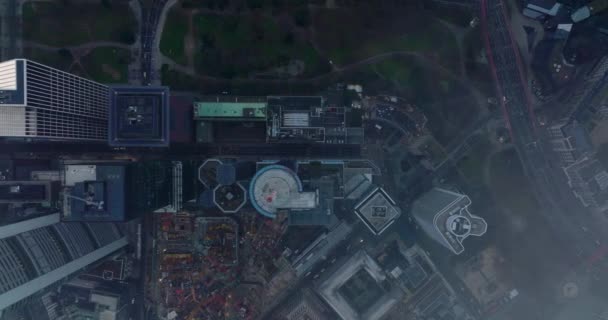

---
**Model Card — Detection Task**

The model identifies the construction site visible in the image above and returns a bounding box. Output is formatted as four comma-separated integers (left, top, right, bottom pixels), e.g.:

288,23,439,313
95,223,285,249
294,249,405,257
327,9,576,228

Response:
151,205,291,320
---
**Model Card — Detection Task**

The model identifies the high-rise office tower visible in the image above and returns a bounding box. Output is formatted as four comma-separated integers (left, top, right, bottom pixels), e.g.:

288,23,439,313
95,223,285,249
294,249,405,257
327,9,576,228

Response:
0,59,109,141
0,220,127,315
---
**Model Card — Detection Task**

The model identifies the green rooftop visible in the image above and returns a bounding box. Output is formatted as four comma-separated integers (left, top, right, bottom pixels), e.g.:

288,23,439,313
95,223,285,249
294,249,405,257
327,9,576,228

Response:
194,102,267,120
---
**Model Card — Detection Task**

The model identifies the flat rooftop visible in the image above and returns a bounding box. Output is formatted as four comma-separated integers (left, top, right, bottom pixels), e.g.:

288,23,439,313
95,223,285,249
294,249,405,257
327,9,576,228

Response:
266,96,364,144
109,86,170,147
193,101,266,120
317,250,401,320
412,188,487,255
354,188,401,235
62,164,126,222
213,182,247,213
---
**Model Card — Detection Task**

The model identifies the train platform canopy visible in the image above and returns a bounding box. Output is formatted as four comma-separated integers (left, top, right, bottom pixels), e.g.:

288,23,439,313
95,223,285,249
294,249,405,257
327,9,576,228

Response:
108,86,170,147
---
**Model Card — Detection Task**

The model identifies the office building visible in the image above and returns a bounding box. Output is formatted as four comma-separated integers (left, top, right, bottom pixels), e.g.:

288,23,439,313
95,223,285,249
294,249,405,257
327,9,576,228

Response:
0,59,109,141
0,221,127,313
563,155,608,209
522,0,562,20
354,187,401,236
108,86,170,147
375,241,473,320
316,250,403,320
412,188,487,255
289,221,353,278
61,164,127,222
571,0,608,22
250,163,339,226
194,97,267,144
266,96,364,144
547,120,593,166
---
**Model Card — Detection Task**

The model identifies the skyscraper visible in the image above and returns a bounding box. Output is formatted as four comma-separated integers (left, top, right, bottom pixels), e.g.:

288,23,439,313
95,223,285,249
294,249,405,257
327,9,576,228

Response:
412,188,487,255
0,220,127,314
0,59,109,141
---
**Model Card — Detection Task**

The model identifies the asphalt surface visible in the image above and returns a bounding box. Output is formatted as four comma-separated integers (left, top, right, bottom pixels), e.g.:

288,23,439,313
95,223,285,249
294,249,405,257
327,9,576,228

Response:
481,0,606,265
139,0,168,85
0,141,362,159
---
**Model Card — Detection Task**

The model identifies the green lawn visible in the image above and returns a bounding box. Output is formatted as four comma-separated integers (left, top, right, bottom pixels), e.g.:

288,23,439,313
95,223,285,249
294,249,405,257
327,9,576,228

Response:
23,1,136,47
370,56,477,144
456,135,494,186
160,8,189,66
23,47,73,71
372,58,414,87
192,13,327,78
81,47,131,84
313,7,458,66
423,2,473,28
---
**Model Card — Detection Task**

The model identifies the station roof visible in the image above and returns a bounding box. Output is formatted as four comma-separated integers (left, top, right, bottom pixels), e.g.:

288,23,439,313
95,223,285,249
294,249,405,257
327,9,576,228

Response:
108,86,170,147
193,102,266,120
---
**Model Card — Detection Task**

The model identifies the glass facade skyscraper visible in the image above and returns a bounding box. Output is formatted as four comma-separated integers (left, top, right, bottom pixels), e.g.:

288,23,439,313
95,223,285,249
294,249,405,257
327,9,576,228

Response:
0,220,127,313
0,59,109,141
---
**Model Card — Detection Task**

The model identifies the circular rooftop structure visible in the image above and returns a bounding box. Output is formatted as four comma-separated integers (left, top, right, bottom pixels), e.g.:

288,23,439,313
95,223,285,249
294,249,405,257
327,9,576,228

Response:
446,215,472,237
249,165,303,218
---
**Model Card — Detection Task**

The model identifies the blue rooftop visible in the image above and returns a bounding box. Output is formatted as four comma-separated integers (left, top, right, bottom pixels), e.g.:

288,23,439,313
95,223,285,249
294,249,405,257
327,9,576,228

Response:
63,165,126,222
108,86,170,147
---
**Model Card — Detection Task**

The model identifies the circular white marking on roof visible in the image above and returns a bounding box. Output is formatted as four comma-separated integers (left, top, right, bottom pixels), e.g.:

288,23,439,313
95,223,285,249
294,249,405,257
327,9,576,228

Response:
250,165,301,217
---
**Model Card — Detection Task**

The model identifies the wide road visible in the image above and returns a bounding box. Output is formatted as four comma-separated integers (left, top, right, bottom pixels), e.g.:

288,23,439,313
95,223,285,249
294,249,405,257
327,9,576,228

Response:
140,0,169,85
0,141,361,159
481,0,605,266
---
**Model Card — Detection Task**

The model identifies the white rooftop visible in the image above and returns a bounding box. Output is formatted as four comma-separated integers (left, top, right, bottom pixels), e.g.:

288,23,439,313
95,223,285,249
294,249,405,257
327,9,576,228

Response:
250,165,317,218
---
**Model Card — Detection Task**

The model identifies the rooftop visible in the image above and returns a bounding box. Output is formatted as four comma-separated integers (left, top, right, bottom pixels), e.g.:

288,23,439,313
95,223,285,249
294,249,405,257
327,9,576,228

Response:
249,164,317,218
274,289,332,320
108,86,170,147
61,164,126,222
0,60,26,106
193,101,267,120
213,182,247,213
0,181,52,204
266,96,364,144
316,250,402,320
412,188,487,255
198,159,222,189
354,188,401,235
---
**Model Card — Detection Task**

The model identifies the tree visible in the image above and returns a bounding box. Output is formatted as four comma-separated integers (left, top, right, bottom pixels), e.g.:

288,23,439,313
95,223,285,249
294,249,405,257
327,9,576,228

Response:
101,0,112,9
119,29,136,44
57,48,73,60
282,31,294,45
293,7,310,27
247,0,264,10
